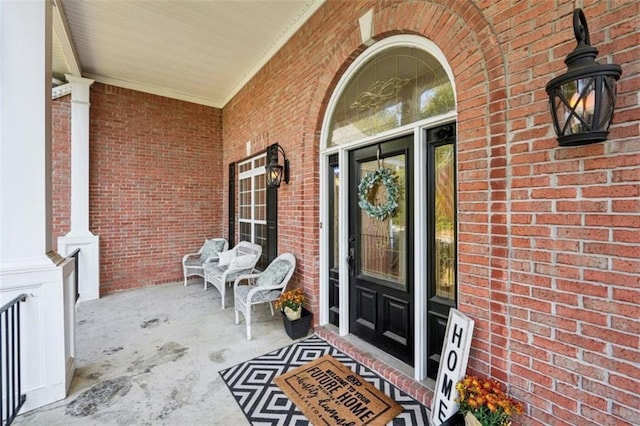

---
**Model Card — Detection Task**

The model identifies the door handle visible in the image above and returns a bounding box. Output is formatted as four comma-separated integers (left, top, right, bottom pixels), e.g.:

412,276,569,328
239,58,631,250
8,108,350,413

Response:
347,247,355,276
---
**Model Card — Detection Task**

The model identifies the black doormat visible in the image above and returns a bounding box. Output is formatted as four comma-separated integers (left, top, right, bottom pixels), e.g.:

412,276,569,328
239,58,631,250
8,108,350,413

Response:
218,335,430,425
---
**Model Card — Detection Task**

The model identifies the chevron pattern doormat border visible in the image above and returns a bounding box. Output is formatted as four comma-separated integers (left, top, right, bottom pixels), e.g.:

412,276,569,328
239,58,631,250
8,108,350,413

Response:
219,335,430,425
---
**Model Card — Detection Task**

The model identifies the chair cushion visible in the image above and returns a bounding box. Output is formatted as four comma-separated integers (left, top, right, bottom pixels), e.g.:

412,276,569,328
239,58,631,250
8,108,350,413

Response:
200,239,226,262
230,254,255,269
255,259,292,287
204,264,226,279
184,257,203,267
235,285,281,303
217,249,236,267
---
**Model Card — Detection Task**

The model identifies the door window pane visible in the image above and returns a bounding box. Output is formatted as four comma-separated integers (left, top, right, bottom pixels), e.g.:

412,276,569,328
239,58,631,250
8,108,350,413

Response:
359,154,406,288
434,144,455,299
331,164,340,268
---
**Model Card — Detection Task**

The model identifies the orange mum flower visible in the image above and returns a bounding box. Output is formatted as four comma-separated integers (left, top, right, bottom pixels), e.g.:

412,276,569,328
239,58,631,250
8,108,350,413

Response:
455,374,523,426
274,288,307,311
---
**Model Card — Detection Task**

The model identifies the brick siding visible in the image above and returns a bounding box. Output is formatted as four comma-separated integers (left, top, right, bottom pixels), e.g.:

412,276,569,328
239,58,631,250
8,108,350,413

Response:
88,83,222,294
52,95,71,249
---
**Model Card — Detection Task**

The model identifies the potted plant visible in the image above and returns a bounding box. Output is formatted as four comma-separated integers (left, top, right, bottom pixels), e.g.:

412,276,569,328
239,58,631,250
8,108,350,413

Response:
455,375,523,426
275,288,312,339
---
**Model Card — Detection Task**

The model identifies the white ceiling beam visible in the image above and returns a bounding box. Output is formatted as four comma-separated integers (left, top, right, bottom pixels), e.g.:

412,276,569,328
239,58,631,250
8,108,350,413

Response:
83,72,221,108
52,0,81,77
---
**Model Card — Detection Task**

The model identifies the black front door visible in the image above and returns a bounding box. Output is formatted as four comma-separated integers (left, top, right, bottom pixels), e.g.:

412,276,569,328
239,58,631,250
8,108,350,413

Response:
348,136,414,365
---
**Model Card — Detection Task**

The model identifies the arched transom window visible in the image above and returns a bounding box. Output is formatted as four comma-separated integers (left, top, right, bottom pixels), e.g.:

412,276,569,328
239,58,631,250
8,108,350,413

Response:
328,46,454,146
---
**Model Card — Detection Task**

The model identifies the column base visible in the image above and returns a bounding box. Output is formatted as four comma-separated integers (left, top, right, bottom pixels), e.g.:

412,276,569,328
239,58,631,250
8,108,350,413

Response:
0,256,76,413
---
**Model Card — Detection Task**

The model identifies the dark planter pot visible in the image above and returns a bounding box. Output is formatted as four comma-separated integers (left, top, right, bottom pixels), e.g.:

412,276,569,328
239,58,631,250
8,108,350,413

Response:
440,411,465,426
281,307,312,340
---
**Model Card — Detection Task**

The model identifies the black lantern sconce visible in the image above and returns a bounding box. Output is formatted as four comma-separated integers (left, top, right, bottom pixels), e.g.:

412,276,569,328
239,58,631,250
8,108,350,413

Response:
265,143,290,188
545,8,622,147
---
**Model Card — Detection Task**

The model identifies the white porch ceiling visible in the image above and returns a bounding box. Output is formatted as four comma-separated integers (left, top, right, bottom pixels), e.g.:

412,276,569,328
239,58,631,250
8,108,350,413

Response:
52,0,324,108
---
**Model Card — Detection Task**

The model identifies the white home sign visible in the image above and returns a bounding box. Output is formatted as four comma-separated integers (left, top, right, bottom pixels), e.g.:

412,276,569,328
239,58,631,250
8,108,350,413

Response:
429,309,474,426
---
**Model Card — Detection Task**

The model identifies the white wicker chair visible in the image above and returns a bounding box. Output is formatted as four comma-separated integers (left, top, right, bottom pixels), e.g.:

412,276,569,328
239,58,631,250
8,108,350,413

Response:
233,252,296,340
182,238,228,287
203,241,262,309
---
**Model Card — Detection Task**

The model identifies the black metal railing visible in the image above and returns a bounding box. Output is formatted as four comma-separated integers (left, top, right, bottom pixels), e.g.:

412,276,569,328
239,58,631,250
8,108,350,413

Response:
1,294,27,426
68,248,80,302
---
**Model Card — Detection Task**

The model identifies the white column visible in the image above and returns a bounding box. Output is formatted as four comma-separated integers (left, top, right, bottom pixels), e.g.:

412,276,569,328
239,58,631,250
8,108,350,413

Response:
58,75,100,302
66,75,94,236
0,0,53,268
0,0,75,412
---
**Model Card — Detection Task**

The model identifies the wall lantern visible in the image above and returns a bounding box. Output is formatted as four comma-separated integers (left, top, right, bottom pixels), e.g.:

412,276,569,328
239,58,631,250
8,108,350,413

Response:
545,8,622,146
265,143,290,188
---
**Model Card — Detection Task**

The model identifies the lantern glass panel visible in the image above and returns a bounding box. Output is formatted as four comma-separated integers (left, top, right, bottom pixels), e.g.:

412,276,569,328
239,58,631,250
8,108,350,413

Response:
599,76,617,130
552,80,577,135
566,78,596,135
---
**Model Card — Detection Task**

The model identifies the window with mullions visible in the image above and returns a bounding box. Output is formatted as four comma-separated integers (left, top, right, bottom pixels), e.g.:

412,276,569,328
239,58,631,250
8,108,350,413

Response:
328,46,454,146
238,154,269,269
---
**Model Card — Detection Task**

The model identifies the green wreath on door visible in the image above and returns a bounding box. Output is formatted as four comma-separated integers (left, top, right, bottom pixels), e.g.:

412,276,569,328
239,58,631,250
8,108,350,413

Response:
357,167,399,221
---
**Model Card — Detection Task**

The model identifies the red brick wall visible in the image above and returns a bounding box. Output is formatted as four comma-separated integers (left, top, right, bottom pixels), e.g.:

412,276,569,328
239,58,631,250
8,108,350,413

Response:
88,83,223,294
222,1,639,424
52,95,71,250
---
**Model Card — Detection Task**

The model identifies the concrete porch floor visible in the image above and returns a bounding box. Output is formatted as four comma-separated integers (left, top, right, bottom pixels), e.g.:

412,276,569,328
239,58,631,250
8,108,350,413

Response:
15,280,294,425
